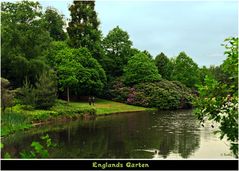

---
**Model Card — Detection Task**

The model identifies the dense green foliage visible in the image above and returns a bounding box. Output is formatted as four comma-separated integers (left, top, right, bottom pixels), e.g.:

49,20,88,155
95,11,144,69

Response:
102,26,133,78
221,37,238,92
18,78,36,108
46,41,69,67
123,52,161,85
171,52,200,88
142,50,153,59
194,37,238,157
72,48,107,95
110,78,193,110
155,52,172,80
43,7,67,41
18,71,57,109
1,1,52,87
199,65,229,86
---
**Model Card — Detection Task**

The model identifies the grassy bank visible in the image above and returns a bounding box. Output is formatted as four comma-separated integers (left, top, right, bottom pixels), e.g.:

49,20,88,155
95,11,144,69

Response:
71,99,148,115
1,99,149,136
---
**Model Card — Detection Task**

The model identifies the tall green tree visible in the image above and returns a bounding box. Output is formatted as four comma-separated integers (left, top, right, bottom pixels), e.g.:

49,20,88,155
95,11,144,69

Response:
67,0,103,61
54,48,80,102
102,26,133,78
155,52,172,80
123,52,161,85
45,41,78,102
1,1,51,87
171,52,199,88
47,45,106,101
42,7,67,41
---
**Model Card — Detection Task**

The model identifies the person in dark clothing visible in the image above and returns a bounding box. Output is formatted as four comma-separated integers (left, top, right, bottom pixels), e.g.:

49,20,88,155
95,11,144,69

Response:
92,96,95,105
88,96,92,105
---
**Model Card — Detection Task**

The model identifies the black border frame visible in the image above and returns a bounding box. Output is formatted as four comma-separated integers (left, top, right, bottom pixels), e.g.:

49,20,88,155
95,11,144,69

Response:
1,159,238,170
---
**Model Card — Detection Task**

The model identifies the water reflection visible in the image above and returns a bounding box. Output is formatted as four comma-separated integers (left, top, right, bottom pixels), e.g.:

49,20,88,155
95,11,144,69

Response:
2,110,233,158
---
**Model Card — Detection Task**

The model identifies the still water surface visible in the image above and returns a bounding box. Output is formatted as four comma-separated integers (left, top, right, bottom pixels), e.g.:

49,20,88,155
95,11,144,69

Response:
2,110,234,159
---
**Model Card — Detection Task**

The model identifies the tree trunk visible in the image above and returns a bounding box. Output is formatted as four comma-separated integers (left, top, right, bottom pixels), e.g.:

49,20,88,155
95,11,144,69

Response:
67,87,70,102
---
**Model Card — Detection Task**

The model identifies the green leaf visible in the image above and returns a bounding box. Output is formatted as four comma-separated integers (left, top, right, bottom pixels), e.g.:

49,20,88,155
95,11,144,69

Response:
1,143,4,149
31,141,44,153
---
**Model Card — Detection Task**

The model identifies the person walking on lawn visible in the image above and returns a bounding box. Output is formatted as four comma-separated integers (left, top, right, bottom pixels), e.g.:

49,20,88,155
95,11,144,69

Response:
88,96,92,105
92,96,95,106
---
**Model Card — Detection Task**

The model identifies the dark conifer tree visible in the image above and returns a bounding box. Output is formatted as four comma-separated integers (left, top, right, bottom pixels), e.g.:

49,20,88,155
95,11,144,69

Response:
67,0,103,61
34,70,57,109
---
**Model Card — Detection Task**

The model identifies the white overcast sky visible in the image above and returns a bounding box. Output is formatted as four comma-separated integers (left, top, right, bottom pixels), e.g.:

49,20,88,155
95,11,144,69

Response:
37,1,238,66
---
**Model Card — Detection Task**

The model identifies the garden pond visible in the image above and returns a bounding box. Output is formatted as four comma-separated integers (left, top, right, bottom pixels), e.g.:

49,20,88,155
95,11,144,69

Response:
2,110,234,159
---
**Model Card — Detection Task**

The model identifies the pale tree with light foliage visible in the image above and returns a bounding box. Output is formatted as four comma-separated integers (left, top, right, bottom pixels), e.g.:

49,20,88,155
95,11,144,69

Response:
194,37,238,157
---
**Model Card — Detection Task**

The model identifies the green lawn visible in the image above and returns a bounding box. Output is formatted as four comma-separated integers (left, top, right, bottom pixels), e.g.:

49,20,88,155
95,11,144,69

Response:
70,98,148,115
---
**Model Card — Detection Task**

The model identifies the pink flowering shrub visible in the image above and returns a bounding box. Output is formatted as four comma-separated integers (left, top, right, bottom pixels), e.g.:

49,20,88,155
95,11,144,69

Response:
109,79,193,110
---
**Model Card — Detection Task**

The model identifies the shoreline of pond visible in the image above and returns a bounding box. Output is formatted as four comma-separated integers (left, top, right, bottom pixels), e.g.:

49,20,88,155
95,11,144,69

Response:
1,99,153,137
